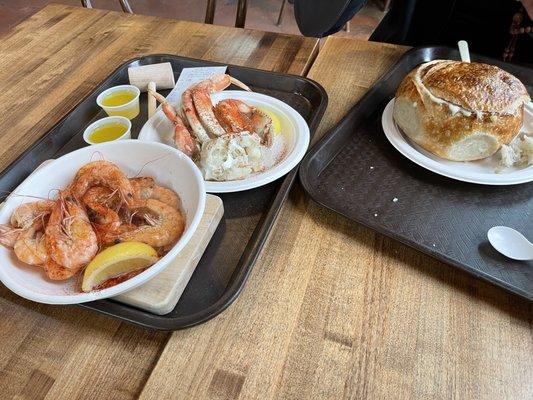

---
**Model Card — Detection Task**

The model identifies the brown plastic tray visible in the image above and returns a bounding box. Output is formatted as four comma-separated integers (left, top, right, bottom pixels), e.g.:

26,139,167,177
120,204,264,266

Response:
0,54,327,329
299,46,532,300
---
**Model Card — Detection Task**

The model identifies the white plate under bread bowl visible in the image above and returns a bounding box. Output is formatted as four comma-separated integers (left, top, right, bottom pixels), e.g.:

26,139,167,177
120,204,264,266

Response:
0,141,205,304
382,59,533,185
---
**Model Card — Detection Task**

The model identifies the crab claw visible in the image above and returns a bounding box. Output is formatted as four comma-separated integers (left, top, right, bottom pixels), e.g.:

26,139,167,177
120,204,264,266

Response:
148,89,199,157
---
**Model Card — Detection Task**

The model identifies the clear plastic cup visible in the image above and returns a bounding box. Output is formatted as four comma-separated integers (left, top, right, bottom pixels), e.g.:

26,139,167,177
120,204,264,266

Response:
96,85,140,120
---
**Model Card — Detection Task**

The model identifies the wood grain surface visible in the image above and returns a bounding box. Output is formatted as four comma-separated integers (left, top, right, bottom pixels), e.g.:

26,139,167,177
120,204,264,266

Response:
0,5,318,399
0,4,317,174
139,38,533,400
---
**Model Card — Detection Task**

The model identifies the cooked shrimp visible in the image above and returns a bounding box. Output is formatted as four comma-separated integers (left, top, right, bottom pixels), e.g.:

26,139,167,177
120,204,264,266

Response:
45,197,98,269
10,200,54,230
13,221,48,266
130,177,181,209
0,219,49,267
82,186,121,229
0,200,53,256
43,258,79,280
70,161,135,206
148,90,199,158
116,199,184,248
82,186,124,245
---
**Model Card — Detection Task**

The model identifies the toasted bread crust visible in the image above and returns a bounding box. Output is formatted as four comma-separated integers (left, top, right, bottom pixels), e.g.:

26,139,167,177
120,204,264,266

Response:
419,60,529,113
393,60,529,161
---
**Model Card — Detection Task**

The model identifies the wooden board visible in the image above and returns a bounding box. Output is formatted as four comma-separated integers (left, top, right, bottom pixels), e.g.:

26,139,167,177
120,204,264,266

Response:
114,195,223,315
0,5,318,399
139,38,533,400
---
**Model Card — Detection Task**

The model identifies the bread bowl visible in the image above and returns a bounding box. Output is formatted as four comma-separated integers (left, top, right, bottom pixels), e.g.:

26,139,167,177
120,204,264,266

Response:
393,60,530,161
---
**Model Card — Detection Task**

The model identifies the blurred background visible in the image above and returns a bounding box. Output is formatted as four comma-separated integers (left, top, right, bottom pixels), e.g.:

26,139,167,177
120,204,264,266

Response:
0,0,386,39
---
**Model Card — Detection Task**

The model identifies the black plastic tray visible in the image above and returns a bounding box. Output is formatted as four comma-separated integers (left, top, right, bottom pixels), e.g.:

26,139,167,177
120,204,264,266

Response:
299,46,532,301
0,55,327,329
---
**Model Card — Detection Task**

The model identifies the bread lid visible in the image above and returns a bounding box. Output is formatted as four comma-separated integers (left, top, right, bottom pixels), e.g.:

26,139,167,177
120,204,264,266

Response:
418,60,530,115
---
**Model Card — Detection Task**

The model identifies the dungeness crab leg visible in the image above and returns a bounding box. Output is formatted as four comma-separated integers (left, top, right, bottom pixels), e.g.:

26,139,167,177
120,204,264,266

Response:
191,74,251,138
149,90,199,158
181,87,211,143
213,98,274,146
181,75,250,143
213,99,254,133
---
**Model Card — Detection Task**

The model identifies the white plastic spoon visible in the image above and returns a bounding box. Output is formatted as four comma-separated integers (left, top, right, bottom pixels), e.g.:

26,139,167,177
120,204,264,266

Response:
487,226,533,261
458,40,471,63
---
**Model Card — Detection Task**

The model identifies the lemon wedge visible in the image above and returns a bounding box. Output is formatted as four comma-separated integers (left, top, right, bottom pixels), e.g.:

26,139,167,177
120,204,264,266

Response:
258,107,281,134
82,242,158,292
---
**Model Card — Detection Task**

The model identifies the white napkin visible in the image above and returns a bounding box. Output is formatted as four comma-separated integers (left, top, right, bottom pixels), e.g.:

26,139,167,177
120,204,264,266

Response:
522,101,533,135
165,66,227,106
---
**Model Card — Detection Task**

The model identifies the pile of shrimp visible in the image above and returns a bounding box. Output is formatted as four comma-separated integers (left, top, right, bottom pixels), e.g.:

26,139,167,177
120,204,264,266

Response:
0,160,185,283
149,74,275,158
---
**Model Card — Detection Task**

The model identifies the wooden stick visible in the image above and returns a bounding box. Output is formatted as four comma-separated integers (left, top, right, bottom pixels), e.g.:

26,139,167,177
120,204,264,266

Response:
147,82,157,118
147,88,167,105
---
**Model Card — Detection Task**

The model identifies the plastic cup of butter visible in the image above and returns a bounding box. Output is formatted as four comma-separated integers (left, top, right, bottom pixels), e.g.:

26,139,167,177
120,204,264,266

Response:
96,84,141,120
83,116,132,145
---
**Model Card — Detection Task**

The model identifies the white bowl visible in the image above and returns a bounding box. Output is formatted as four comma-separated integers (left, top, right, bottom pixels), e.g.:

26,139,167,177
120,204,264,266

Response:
0,140,205,304
83,116,131,145
138,90,310,193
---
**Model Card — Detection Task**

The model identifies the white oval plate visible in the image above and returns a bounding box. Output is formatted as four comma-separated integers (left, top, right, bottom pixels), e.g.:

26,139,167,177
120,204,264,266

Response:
138,90,310,193
0,140,205,305
382,99,533,185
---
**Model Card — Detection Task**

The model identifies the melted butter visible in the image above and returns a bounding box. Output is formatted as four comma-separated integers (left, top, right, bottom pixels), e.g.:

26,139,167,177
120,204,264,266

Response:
89,123,128,143
257,107,282,133
101,91,136,107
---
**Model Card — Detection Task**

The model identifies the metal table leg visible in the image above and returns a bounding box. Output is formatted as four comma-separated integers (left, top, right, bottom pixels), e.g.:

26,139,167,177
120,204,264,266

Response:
81,0,132,13
119,0,133,13
277,0,286,26
205,0,217,24
235,0,248,28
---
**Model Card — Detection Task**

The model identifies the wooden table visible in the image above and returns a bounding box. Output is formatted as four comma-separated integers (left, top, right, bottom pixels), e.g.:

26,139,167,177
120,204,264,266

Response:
0,5,531,400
